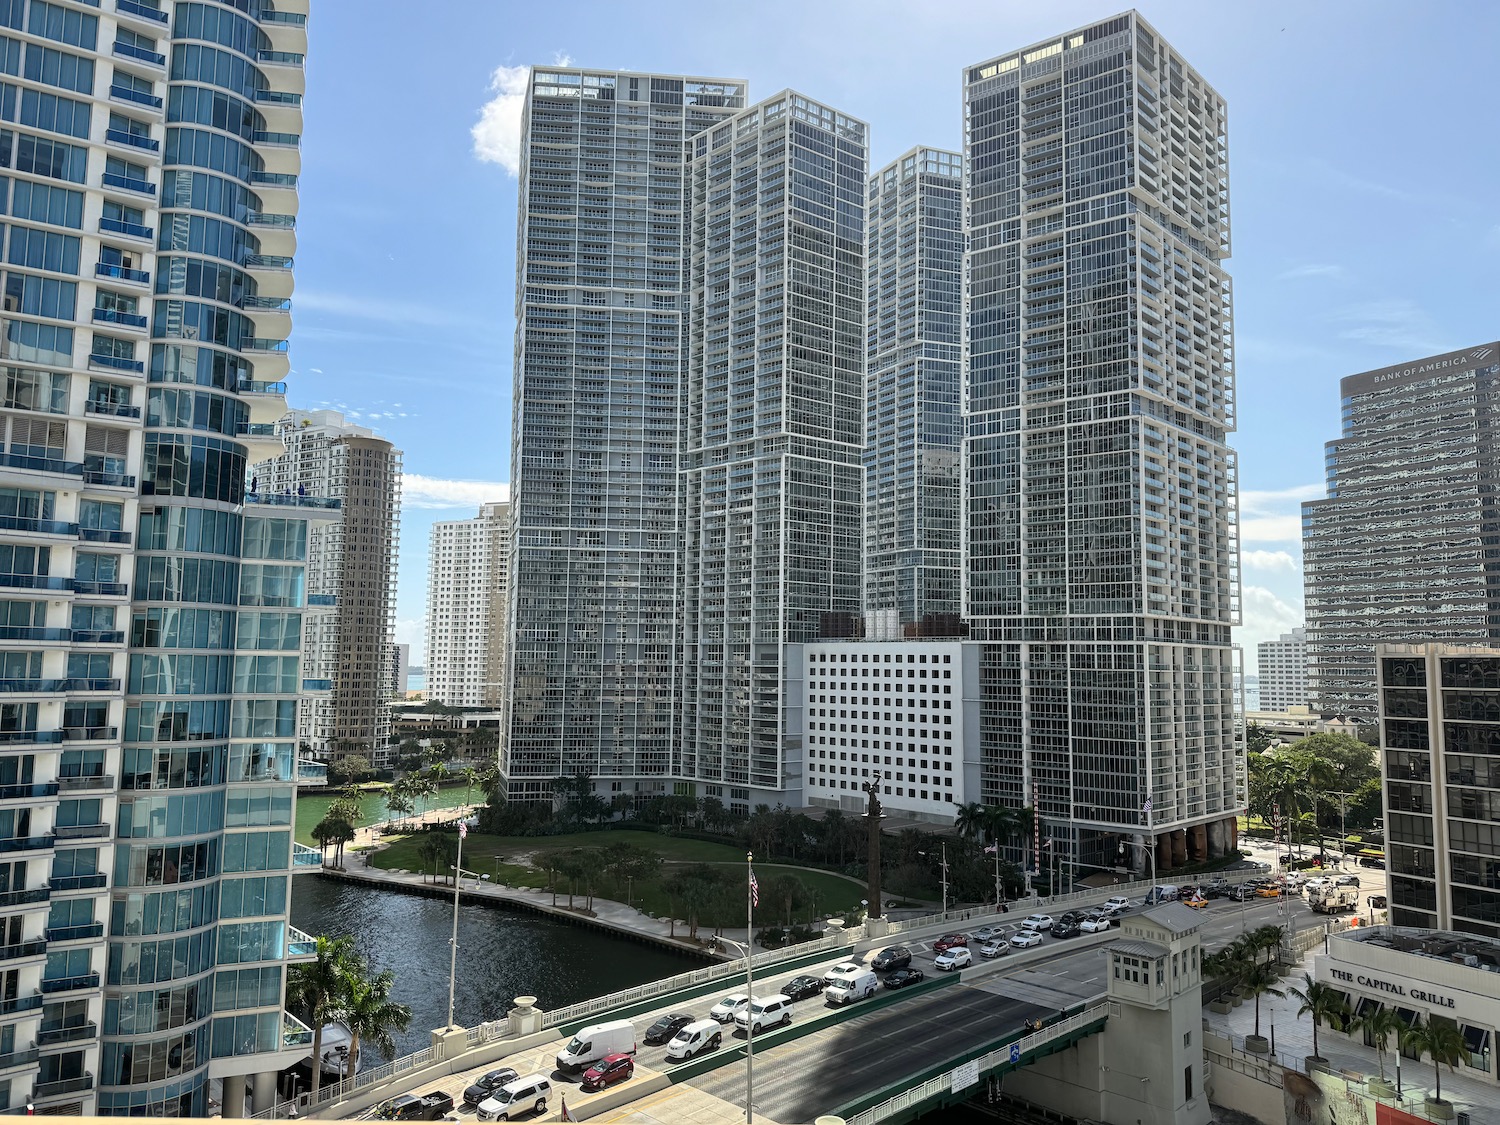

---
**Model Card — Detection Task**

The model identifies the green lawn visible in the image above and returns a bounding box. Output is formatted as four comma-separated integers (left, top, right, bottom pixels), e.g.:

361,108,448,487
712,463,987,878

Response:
367,829,867,925
294,783,477,846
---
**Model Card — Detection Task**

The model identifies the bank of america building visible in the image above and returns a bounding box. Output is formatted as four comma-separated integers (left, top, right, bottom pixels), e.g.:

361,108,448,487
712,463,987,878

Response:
0,0,325,1116
963,13,1242,876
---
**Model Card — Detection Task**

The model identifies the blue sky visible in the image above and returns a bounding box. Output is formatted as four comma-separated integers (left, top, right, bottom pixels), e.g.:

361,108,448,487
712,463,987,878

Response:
287,0,1500,663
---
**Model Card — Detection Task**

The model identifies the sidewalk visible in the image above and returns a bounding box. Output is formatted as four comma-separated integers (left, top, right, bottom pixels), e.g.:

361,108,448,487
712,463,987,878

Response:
1204,949,1498,1125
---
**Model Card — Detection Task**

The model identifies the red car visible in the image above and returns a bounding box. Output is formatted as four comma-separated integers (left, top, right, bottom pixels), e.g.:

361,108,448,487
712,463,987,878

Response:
581,1053,634,1092
933,933,969,953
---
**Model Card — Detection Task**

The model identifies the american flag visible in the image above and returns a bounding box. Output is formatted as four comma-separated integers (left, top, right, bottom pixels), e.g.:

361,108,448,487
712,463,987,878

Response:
749,868,759,908
984,844,997,855
1142,798,1152,814
458,821,467,840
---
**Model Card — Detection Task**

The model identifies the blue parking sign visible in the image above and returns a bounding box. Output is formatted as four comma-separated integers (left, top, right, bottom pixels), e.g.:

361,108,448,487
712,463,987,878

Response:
1010,1043,1021,1063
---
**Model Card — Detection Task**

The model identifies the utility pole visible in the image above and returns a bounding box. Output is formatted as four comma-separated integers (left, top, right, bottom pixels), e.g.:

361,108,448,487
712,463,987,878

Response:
940,842,949,915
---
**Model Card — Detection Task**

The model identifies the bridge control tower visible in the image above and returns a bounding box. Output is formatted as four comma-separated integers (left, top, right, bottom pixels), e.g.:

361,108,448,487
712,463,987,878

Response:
1005,903,1212,1125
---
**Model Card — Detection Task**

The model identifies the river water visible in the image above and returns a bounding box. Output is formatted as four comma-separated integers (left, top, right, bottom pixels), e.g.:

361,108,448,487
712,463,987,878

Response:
289,875,700,1057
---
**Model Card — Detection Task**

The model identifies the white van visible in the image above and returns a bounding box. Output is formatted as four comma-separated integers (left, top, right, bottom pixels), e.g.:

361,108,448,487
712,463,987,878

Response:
555,1018,635,1073
666,1018,723,1061
476,1074,551,1122
735,994,793,1033
824,969,878,1006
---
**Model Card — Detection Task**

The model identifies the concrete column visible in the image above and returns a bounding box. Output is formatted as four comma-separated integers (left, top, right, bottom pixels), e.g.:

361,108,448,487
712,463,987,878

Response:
221,1074,247,1119
252,1070,278,1115
1189,824,1207,861
1155,832,1172,872
1171,829,1187,867
1205,819,1225,857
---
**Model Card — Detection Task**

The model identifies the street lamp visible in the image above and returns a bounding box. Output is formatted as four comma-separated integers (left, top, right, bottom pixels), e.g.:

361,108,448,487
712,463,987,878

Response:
918,845,949,915
1118,836,1157,895
715,932,756,1124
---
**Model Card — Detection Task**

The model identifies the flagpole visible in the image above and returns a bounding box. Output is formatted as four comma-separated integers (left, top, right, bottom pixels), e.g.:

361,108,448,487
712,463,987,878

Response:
745,850,754,1125
446,823,465,1029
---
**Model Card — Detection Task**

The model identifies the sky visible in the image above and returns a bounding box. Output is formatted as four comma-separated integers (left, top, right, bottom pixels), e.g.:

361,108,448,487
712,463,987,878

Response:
285,0,1500,665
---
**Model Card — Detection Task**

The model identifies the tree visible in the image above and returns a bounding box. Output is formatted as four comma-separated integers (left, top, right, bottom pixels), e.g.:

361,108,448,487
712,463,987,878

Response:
340,968,412,1079
311,816,339,865
1287,972,1350,1062
953,801,988,842
417,833,458,884
384,786,414,828
285,935,356,1098
1349,1003,1407,1085
1245,722,1274,755
459,766,479,809
1240,961,1286,1043
1402,1016,1469,1105
761,872,810,928
312,816,355,867
328,754,372,788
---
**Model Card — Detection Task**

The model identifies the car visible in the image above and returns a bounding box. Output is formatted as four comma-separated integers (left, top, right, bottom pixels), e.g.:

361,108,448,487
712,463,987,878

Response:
1226,884,1254,902
884,967,926,989
1203,878,1230,898
1011,929,1044,949
1057,911,1085,926
934,947,972,971
1359,856,1386,870
1256,884,1284,898
581,1053,634,1092
1078,914,1111,934
1184,895,1209,910
380,1092,455,1121
972,924,1006,943
977,938,1011,958
1103,897,1132,914
709,993,750,1023
782,974,826,1002
933,933,969,953
1051,920,1082,938
476,1075,551,1122
1303,878,1329,896
1335,874,1361,887
1022,913,1054,931
463,1068,520,1105
870,946,912,972
822,962,865,986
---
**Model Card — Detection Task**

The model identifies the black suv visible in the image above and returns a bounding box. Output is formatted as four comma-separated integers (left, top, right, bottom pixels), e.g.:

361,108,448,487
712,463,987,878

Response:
463,1069,519,1105
1051,919,1082,939
871,946,912,972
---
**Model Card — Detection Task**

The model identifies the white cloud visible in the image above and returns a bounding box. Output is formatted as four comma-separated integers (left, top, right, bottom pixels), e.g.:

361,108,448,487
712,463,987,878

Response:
1242,549,1298,572
1276,263,1345,281
295,290,481,329
1238,483,1322,544
1333,298,1447,353
1236,585,1305,653
403,474,510,509
394,617,424,650
471,64,530,175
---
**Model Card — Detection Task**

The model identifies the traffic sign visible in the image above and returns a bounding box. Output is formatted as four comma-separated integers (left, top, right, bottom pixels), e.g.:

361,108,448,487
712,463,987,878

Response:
1010,1043,1022,1063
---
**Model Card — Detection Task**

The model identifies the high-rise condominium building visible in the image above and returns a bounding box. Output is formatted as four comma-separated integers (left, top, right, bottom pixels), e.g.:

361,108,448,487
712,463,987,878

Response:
1378,643,1500,940
678,91,867,807
388,641,409,698
254,409,401,767
504,70,745,799
1257,627,1307,712
963,12,1240,876
1304,342,1500,726
428,500,508,709
0,0,324,1116
864,147,963,642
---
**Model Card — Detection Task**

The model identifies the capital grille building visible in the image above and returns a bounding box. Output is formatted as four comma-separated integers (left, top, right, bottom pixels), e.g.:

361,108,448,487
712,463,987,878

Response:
1304,342,1500,726
963,12,1241,876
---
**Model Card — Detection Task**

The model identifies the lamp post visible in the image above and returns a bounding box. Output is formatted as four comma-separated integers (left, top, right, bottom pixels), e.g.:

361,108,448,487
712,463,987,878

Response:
861,774,884,920
715,931,755,1124
917,845,950,915
445,823,467,1029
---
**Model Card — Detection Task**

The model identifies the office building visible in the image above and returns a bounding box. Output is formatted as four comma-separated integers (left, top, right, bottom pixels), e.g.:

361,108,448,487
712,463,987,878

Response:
1304,342,1500,725
388,642,409,698
1256,627,1307,712
427,500,508,709
1378,643,1500,940
253,409,400,768
0,0,325,1116
963,13,1240,877
864,147,963,641
503,69,746,798
677,91,867,810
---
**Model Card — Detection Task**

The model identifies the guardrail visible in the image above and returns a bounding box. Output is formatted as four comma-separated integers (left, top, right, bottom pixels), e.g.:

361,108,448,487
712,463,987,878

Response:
842,1000,1111,1125
252,1046,438,1118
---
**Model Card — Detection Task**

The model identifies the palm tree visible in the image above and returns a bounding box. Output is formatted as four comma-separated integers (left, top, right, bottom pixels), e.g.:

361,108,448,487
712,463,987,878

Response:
1287,972,1350,1062
1241,961,1286,1045
341,968,412,1078
459,766,478,809
953,801,987,842
285,935,356,1098
1350,1004,1407,1088
1402,1017,1469,1106
1250,924,1286,966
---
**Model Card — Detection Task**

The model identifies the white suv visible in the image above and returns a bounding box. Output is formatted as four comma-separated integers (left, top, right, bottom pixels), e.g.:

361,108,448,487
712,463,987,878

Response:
735,994,792,1034
822,962,863,986
1103,897,1131,914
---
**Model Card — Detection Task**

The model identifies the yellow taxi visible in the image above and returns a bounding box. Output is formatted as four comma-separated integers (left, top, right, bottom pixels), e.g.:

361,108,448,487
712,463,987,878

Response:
1255,883,1284,898
1184,894,1209,910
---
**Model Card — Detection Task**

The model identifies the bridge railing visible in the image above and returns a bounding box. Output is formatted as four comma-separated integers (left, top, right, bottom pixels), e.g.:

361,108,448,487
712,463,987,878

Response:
248,1046,437,1119
843,1000,1112,1125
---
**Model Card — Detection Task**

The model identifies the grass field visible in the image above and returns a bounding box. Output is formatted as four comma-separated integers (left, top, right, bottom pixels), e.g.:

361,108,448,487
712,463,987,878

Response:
294,783,477,846
368,829,867,925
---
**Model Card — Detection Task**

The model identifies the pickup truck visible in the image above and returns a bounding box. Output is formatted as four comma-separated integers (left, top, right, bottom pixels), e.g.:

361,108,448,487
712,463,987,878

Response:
379,1092,456,1121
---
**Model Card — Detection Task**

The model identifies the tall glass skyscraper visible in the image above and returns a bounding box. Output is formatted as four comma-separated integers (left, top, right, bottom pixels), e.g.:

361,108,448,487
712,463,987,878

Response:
677,91,867,808
504,69,746,802
864,147,962,641
1304,342,1500,725
0,0,323,1115
963,13,1241,876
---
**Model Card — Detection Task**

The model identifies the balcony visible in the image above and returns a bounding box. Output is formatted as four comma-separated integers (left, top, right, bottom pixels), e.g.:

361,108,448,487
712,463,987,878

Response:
100,171,155,196
98,216,152,240
116,0,167,23
0,680,65,694
249,171,298,188
34,1075,93,1099
0,576,71,592
297,758,327,785
245,493,339,511
250,133,299,150
52,823,110,840
0,782,59,800
80,469,137,488
301,678,332,694
257,50,304,67
0,836,53,854
47,874,107,891
0,994,42,1016
261,10,307,25
244,254,293,270
108,84,162,109
282,1010,313,1047
291,842,322,870
243,295,291,310
44,923,103,942
255,90,302,106
87,352,144,374
0,515,77,538
39,973,100,994
0,1048,40,1072
0,939,47,961
112,39,165,67
0,626,68,642
68,631,124,645
60,679,121,693
0,887,50,908
105,127,158,153
37,1020,96,1046
0,730,62,746
306,594,337,607
77,527,131,545
63,726,119,741
95,262,150,285
0,452,83,477
91,307,148,330
235,423,277,438
286,925,316,958
244,338,289,354
68,581,127,596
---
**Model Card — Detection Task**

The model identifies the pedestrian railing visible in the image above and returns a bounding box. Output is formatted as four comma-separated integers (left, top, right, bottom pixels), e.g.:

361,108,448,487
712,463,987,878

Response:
250,1046,438,1118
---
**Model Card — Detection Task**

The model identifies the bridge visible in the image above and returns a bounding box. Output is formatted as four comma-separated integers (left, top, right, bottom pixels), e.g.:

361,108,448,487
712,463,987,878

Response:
265,872,1332,1123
